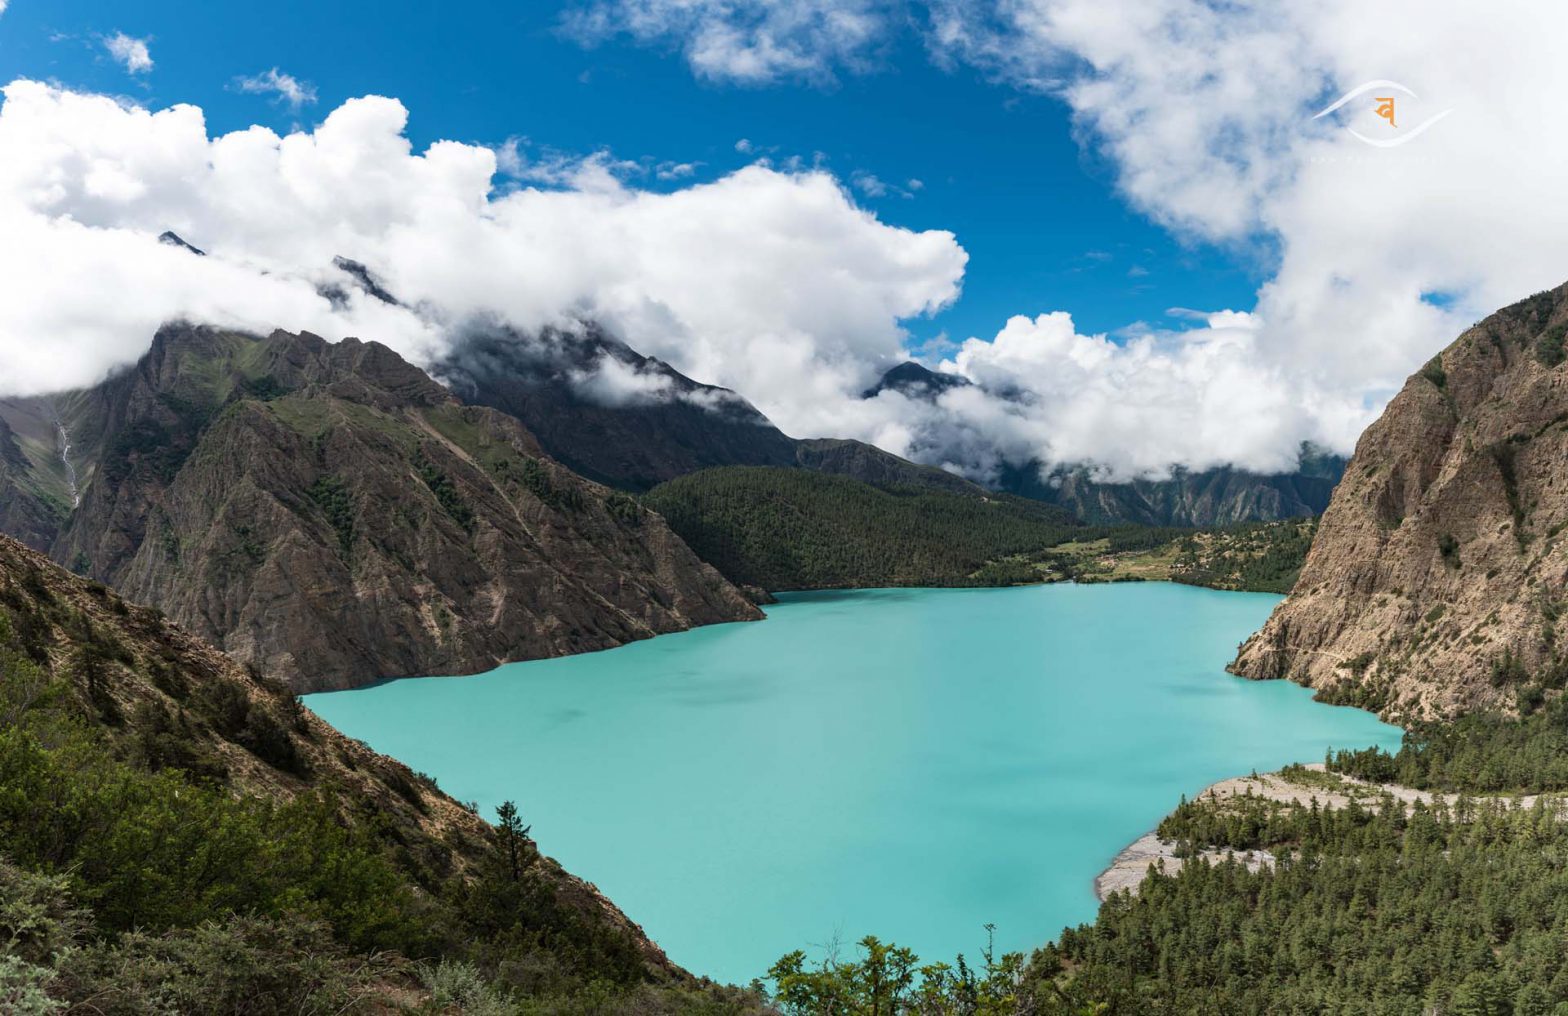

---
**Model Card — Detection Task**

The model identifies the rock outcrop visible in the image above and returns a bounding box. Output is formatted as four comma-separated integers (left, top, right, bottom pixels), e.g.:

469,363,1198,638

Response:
1232,282,1568,720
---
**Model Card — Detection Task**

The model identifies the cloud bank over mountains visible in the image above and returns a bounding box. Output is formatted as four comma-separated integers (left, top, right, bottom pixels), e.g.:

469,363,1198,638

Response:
4,0,1568,484
555,0,1568,479
0,79,960,450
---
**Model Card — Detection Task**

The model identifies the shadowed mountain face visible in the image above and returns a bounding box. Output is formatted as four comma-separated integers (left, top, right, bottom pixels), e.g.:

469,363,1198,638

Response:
436,325,800,492
448,343,1343,526
0,324,759,692
1000,453,1345,528
861,360,971,399
1233,281,1568,721
0,415,64,551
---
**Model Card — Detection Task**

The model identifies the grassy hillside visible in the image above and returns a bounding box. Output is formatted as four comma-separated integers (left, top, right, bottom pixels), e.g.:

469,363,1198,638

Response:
642,466,1080,590
0,533,763,1014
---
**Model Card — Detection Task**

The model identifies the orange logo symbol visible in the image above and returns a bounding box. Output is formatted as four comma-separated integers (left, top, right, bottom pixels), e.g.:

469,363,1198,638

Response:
1374,96,1397,128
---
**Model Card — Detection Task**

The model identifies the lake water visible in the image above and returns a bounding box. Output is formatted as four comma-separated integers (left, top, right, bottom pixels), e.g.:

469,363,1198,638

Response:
305,583,1402,984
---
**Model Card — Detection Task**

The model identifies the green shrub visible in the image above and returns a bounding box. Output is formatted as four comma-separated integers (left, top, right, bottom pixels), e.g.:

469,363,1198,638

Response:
1534,323,1567,367
306,476,356,557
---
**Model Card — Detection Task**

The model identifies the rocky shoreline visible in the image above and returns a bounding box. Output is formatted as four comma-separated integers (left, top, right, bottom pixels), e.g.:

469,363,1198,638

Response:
1095,830,1274,902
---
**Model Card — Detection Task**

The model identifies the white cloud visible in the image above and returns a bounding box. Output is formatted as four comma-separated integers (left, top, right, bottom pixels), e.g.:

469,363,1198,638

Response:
562,0,895,84
851,170,888,197
0,2,9,18
0,78,964,437
569,354,676,406
103,32,153,74
918,0,1568,473
569,0,1568,479
235,68,318,109
655,160,698,180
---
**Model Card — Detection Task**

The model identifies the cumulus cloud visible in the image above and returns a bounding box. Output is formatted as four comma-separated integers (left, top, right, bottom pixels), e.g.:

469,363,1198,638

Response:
945,312,1327,480
565,0,1568,480
924,0,1568,469
234,68,318,109
562,0,896,84
103,32,153,74
0,78,964,435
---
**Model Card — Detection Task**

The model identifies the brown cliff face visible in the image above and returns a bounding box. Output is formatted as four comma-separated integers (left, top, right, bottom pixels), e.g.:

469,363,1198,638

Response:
1231,282,1568,721
3,324,760,693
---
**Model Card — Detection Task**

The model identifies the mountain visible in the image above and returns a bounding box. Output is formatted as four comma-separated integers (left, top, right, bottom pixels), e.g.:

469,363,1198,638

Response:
436,324,799,492
1231,281,1568,720
1005,451,1346,527
445,339,1344,527
791,436,984,495
0,323,760,693
0,531,765,1010
860,360,971,399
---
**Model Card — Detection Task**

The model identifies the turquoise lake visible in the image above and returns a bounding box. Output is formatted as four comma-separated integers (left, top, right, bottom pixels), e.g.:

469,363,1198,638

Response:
305,583,1403,984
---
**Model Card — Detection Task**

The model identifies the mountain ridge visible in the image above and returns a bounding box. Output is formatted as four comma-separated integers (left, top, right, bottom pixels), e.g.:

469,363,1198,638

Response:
0,323,761,693
1231,281,1568,720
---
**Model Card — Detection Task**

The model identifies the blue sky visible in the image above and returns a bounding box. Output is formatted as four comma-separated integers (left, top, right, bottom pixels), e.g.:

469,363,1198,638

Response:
0,0,1258,347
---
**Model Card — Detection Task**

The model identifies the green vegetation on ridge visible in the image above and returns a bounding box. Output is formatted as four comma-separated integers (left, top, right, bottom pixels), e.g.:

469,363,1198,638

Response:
0,536,764,1013
768,694,1568,1014
642,466,1080,589
645,465,1318,594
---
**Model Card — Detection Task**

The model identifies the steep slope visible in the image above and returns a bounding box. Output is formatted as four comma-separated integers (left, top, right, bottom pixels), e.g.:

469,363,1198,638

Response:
1232,282,1568,720
0,532,749,1008
643,466,1078,590
791,437,984,495
0,415,65,551
436,325,799,492
1,324,759,692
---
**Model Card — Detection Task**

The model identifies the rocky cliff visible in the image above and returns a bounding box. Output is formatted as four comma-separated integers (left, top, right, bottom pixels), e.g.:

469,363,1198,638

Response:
0,415,65,551
1,324,760,692
1232,282,1568,720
